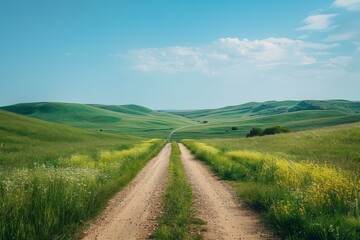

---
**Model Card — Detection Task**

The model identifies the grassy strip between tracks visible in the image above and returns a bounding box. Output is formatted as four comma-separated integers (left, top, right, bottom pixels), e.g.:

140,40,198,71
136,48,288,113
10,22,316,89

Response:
153,142,205,240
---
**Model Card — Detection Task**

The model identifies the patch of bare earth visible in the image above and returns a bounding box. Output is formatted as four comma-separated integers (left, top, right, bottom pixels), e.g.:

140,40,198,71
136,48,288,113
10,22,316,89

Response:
179,143,278,240
82,143,171,240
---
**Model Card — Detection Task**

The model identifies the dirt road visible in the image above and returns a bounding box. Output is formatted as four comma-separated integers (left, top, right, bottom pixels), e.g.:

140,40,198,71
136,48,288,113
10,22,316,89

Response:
179,143,276,240
83,143,171,240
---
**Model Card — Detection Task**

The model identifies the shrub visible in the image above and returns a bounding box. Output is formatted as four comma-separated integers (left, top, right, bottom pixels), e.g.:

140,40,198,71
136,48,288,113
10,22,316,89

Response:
263,126,291,135
246,126,291,137
246,127,263,137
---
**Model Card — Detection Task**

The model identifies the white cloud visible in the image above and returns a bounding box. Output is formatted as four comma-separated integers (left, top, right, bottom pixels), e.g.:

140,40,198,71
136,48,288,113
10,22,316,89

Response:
324,32,355,42
216,37,317,65
127,38,338,74
324,56,352,67
333,0,360,11
130,46,206,73
297,14,338,31
298,35,309,39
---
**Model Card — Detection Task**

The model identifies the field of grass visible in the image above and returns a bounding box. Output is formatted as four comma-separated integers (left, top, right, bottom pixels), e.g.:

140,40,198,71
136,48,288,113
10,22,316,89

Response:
2,99,360,239
182,123,360,239
200,122,360,172
173,110,360,139
168,100,360,140
1,102,197,138
0,109,141,167
3,100,360,140
0,110,166,239
154,142,203,239
168,100,360,120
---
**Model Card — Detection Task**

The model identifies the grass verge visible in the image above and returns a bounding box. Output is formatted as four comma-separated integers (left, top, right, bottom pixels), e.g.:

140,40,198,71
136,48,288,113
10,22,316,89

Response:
0,139,165,240
182,138,360,240
153,142,204,240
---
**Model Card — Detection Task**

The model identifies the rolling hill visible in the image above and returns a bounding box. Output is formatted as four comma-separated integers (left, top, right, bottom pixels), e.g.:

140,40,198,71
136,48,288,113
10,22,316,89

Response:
167,100,360,139
167,100,360,120
1,102,197,138
2,100,360,140
0,109,140,167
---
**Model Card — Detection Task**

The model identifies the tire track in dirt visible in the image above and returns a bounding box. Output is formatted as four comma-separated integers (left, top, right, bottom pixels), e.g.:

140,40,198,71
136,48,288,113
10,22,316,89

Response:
179,143,277,240
82,143,171,240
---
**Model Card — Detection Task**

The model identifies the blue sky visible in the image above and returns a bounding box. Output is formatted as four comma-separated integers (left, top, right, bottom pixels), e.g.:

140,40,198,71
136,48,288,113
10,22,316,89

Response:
0,0,359,109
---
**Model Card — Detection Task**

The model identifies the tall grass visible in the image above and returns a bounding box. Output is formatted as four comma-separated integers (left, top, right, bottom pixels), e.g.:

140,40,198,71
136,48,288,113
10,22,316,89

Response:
0,139,165,240
201,123,360,172
182,139,360,239
154,142,203,240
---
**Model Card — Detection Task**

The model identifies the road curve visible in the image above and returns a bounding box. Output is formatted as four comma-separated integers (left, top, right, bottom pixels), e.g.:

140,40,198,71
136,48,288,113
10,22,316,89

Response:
167,125,192,142
82,143,171,240
179,143,277,240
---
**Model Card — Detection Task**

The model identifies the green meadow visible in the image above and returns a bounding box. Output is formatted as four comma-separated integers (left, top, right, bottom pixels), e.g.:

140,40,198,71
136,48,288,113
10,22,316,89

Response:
200,122,360,172
182,122,360,239
0,109,140,167
170,100,360,139
0,109,165,239
1,102,197,138
1,99,360,239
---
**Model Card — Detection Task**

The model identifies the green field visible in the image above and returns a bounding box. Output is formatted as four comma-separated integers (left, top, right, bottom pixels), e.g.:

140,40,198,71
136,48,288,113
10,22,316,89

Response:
200,122,360,172
1,102,197,138
3,100,360,140
182,122,360,239
168,100,360,120
1,99,360,239
0,109,142,167
168,100,360,140
0,109,166,239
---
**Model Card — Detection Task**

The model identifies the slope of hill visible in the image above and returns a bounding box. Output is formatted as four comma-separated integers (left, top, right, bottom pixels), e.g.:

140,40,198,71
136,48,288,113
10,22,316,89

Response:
0,109,140,167
167,100,360,120
89,104,153,115
1,102,196,138
3,100,360,140
169,100,360,139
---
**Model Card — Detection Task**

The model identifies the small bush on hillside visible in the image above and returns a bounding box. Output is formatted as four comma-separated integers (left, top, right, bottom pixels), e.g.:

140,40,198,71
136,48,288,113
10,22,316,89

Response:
246,127,264,137
246,126,291,137
231,127,238,130
263,126,291,135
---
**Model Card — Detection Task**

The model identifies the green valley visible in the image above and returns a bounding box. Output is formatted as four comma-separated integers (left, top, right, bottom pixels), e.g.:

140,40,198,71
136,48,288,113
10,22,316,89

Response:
1,102,196,138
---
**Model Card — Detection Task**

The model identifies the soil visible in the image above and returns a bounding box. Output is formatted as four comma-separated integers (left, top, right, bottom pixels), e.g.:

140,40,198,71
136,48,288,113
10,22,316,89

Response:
82,143,171,240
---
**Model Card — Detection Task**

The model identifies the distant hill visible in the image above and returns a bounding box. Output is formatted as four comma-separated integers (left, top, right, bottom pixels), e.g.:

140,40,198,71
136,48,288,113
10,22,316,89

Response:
166,100,360,120
1,102,196,138
0,108,136,142
166,100,360,139
2,100,360,140
89,104,153,115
